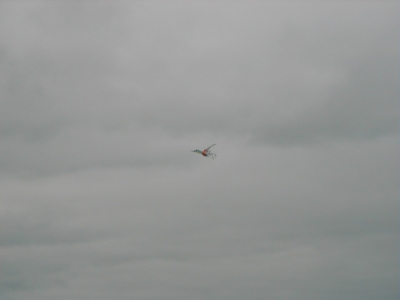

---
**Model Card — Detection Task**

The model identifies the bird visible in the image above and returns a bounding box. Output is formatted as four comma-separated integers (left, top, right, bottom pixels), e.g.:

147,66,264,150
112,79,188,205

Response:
192,144,217,159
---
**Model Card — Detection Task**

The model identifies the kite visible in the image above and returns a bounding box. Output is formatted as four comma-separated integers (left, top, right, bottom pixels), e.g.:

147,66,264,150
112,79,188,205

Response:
192,144,217,159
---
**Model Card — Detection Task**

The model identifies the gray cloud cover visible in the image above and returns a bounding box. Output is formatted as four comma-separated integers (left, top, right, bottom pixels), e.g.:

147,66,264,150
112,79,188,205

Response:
0,2,398,300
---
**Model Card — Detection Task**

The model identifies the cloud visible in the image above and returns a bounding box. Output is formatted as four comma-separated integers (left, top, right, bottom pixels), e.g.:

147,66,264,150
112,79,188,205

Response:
0,2,397,300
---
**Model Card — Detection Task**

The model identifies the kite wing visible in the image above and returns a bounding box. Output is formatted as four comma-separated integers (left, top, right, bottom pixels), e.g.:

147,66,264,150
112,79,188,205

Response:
206,143,216,150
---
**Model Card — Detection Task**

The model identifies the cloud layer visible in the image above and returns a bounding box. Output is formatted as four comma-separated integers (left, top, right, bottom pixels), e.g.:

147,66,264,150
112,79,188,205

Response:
0,2,398,300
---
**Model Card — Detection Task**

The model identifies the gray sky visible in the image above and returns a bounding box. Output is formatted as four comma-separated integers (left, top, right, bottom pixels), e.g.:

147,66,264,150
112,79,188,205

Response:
0,1,398,300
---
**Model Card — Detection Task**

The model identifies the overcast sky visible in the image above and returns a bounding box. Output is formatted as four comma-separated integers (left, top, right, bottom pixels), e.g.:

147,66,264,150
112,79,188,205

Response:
0,1,398,300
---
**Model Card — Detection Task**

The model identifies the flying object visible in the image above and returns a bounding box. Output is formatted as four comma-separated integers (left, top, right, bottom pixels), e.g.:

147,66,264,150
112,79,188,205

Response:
192,144,217,159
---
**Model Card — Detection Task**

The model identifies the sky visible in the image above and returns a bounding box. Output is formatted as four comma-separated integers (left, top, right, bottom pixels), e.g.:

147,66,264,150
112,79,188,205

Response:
0,1,398,300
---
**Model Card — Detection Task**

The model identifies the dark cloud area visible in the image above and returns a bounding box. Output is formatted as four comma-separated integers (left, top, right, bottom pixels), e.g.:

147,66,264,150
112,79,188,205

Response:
0,2,398,300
